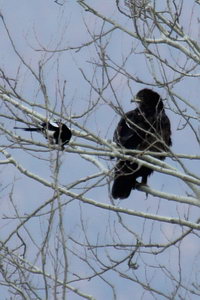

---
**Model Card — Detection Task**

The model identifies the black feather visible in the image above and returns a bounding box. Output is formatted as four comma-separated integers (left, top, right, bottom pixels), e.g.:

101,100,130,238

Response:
14,127,42,132
111,88,172,199
14,121,72,149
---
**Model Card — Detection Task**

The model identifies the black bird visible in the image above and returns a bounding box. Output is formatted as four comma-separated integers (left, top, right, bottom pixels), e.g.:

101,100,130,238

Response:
111,88,172,199
14,121,72,149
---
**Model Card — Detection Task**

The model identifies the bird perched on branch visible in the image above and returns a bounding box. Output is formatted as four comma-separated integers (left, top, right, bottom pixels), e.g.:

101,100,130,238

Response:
14,120,72,150
111,88,172,199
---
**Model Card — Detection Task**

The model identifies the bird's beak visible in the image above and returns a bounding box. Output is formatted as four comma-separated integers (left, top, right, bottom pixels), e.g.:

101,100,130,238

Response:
131,96,141,103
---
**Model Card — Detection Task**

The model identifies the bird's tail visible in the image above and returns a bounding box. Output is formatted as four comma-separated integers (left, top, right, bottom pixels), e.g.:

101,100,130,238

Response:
14,127,41,132
111,161,136,199
112,176,133,199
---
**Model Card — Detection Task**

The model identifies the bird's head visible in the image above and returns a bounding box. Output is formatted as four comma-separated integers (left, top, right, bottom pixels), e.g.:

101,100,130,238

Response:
131,88,164,111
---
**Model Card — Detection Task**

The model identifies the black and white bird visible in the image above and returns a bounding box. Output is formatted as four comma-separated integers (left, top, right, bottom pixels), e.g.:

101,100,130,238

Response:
14,120,72,150
111,88,172,199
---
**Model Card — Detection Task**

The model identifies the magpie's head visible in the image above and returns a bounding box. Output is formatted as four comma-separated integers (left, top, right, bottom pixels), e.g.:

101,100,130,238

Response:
132,88,164,111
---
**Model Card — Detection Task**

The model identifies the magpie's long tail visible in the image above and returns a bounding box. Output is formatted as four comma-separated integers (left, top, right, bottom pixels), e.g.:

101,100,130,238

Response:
14,127,42,132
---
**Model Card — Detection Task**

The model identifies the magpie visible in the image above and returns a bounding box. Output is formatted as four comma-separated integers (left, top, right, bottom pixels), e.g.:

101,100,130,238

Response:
14,121,72,150
111,88,172,199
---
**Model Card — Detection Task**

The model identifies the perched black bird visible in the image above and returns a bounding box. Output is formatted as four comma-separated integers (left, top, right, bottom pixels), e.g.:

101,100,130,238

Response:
111,88,172,199
14,121,72,149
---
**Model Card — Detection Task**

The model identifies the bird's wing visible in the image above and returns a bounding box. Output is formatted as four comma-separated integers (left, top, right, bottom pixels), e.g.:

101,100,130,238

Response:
114,109,146,149
42,121,59,130
159,111,172,147
49,121,59,128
